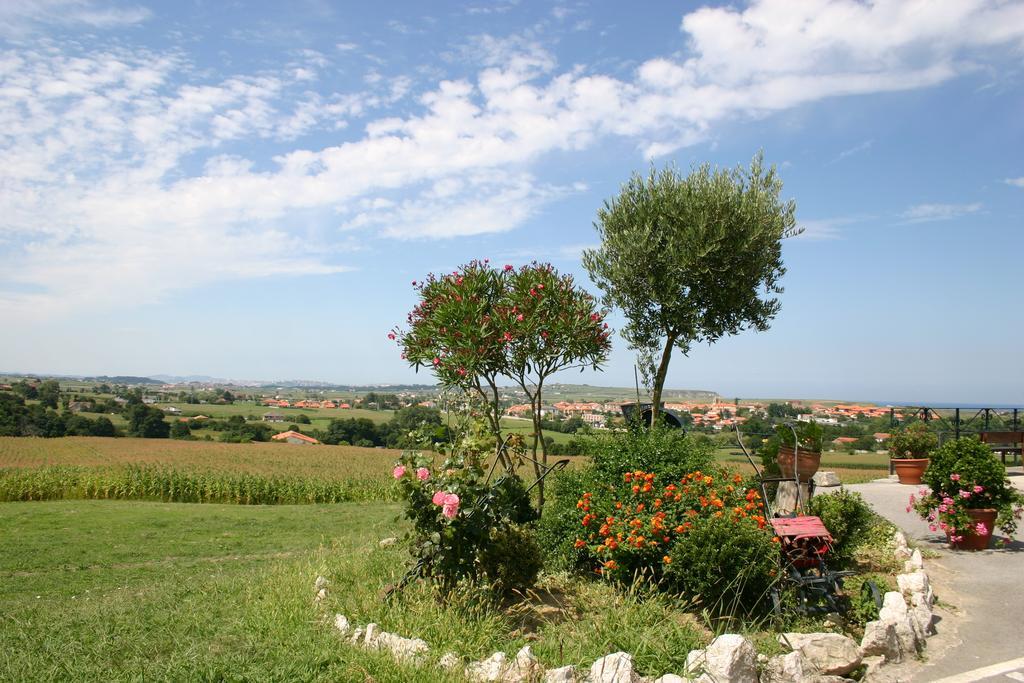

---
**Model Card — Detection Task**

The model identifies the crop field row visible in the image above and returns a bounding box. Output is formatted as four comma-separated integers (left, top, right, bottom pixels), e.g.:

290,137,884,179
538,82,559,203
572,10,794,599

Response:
0,437,404,479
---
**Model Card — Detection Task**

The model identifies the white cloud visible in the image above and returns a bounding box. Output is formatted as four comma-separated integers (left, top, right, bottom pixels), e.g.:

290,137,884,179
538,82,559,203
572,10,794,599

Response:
795,217,858,240
900,202,982,223
0,0,149,36
828,140,873,165
3,0,1024,317
1005,177,1024,188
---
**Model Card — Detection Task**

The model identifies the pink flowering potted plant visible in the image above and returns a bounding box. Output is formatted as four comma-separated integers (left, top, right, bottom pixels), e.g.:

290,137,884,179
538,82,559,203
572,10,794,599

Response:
909,437,1024,550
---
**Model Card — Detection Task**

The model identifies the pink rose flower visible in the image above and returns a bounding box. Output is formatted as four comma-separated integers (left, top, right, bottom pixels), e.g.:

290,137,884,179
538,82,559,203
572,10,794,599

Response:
959,490,971,498
973,485,983,493
416,467,430,481
504,264,513,271
442,493,460,519
950,473,961,482
432,490,446,506
392,465,406,479
975,522,988,535
929,524,937,532
938,504,947,513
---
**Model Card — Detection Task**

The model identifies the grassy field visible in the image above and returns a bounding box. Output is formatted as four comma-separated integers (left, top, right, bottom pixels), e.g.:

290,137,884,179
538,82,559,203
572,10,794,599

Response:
0,500,711,681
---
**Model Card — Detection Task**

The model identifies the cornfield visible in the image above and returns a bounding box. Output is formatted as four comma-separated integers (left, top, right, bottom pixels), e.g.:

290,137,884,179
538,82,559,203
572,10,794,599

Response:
0,465,395,504
0,436,403,504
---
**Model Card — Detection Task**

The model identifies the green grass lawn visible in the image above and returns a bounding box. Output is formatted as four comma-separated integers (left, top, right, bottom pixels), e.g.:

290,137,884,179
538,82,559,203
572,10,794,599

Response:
0,500,710,681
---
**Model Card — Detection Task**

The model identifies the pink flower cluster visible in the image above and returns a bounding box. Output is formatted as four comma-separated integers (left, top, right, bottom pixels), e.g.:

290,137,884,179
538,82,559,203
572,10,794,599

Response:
432,490,461,519
393,465,431,482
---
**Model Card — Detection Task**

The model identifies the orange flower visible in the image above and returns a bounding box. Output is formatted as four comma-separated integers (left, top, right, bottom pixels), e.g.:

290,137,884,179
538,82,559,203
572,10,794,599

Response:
632,485,640,494
663,555,672,564
636,503,645,512
703,476,713,486
574,539,585,548
615,501,623,510
624,473,633,483
604,560,617,570
653,498,662,508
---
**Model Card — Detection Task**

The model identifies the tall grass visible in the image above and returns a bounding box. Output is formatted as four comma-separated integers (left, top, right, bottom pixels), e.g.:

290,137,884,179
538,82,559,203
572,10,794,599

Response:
0,465,396,505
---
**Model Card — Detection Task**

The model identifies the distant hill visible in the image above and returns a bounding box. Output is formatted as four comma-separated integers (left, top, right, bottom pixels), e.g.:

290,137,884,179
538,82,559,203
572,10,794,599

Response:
84,375,163,385
518,383,719,403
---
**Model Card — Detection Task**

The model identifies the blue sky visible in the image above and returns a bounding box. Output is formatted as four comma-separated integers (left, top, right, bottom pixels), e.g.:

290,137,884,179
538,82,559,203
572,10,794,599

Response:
1,0,1023,403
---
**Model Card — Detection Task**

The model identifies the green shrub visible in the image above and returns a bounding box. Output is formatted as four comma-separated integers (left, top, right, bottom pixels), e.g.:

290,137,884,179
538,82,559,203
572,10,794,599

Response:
664,513,779,615
478,524,544,597
807,490,876,567
587,427,715,483
536,467,613,572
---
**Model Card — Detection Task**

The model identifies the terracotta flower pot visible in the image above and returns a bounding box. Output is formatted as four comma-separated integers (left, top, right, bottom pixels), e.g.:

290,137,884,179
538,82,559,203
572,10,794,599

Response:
948,508,998,551
776,445,822,483
892,458,929,485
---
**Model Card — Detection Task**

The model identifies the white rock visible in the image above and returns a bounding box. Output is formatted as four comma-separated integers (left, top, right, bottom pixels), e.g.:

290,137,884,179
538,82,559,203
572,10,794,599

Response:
589,652,641,683
892,531,911,561
333,614,351,636
859,620,902,662
504,645,543,682
374,631,429,663
780,633,861,676
379,537,398,547
363,623,381,647
813,471,842,487
903,548,924,572
349,627,365,645
686,635,757,683
653,675,687,683
909,585,934,609
545,665,578,682
878,592,920,656
314,588,328,603
896,570,929,597
761,651,811,683
861,655,885,681
314,575,329,591
466,652,508,682
438,652,461,670
910,599,935,636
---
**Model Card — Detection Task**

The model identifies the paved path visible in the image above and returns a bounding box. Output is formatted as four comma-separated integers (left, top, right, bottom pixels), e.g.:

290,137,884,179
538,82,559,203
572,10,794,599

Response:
846,469,1024,682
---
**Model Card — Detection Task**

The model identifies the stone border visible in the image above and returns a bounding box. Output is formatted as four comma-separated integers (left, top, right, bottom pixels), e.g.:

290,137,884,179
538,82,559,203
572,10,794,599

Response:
310,530,934,682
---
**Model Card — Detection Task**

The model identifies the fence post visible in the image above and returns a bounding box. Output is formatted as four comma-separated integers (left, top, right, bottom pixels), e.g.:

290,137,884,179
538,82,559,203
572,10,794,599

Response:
984,408,991,431
955,408,960,440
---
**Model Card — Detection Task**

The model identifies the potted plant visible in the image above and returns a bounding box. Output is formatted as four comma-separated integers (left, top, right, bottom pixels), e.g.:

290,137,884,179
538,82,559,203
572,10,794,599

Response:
774,421,823,482
889,422,938,485
909,437,1024,550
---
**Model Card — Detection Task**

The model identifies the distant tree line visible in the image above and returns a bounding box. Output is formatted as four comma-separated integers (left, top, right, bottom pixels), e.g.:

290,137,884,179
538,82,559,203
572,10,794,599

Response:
0,393,117,437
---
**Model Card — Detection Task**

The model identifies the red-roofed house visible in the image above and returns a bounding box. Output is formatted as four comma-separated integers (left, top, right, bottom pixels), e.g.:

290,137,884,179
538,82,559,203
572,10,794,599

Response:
271,430,320,445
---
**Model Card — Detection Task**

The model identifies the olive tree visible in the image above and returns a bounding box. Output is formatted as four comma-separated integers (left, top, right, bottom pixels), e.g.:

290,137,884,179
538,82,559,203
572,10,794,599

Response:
583,153,799,426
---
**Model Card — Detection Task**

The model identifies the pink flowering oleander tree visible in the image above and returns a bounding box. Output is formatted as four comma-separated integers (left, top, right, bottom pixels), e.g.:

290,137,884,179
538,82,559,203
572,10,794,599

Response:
909,437,1024,544
393,260,513,467
502,262,611,508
